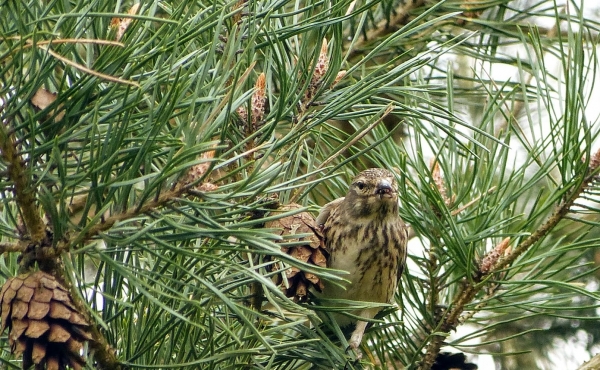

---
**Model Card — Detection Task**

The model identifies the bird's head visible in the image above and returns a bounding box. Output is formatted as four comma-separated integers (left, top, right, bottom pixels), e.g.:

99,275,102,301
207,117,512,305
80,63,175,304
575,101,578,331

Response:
343,168,399,218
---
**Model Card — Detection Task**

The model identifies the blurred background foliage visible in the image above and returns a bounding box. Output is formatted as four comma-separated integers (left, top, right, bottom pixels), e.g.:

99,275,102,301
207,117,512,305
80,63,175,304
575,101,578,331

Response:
1,0,600,369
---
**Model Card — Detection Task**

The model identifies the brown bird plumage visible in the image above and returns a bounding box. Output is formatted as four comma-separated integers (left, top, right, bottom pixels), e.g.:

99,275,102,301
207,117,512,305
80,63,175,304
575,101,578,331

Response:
316,168,408,351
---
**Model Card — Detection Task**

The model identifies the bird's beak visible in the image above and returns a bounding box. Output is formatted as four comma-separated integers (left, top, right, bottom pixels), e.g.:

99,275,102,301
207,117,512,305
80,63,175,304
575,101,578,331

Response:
375,180,394,199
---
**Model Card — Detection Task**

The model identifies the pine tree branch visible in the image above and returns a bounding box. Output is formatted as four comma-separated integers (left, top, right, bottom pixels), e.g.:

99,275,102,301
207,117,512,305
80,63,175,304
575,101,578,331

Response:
418,153,600,370
56,140,257,254
0,148,211,369
51,184,217,368
5,36,124,48
0,122,46,245
0,241,27,254
1,118,124,369
56,186,189,253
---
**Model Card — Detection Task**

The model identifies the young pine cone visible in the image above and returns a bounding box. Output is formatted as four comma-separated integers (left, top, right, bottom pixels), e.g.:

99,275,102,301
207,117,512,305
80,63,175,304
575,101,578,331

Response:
265,203,327,302
316,168,408,351
0,271,92,370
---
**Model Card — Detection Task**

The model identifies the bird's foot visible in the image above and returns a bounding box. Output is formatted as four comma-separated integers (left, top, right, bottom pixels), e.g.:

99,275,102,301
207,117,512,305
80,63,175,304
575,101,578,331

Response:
345,342,363,360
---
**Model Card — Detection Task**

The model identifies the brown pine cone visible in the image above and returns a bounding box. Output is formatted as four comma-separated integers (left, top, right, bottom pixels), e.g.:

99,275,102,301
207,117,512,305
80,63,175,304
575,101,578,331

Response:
265,203,327,302
0,271,92,370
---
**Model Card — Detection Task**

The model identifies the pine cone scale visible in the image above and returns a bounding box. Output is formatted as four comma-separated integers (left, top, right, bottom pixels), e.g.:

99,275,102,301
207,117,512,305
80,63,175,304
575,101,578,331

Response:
34,286,54,302
32,341,47,364
3,286,16,303
11,318,28,337
48,323,71,342
12,300,28,319
24,320,50,338
48,301,72,320
28,301,50,319
15,286,34,301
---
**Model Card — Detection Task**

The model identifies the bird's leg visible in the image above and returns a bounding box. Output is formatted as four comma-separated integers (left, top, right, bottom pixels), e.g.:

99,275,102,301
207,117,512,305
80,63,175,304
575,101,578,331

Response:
349,320,368,352
347,308,380,358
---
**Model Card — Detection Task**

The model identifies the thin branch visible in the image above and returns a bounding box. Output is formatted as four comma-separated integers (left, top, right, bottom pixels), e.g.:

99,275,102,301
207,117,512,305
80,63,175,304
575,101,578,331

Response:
0,124,46,244
55,174,222,252
6,37,125,48
57,188,182,252
68,193,90,216
326,105,395,170
451,187,497,217
41,46,140,88
59,141,262,252
406,186,497,240
0,241,27,254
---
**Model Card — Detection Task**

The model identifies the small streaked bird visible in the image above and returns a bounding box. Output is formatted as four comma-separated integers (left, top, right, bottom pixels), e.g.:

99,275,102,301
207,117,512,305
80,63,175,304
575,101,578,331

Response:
316,168,408,352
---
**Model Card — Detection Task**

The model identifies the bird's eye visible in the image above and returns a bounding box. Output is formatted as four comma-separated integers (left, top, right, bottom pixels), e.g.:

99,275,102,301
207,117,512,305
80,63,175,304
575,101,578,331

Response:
355,181,365,190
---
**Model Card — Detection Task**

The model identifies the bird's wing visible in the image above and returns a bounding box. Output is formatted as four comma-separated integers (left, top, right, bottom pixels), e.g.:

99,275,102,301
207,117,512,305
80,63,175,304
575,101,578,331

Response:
315,197,345,227
397,225,409,281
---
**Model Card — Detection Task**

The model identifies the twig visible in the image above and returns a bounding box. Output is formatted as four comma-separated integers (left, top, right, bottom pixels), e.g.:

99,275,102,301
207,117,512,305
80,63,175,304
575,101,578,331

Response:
0,124,46,244
406,186,497,240
0,241,27,254
68,193,90,216
41,46,140,87
325,105,395,170
451,186,497,216
60,143,261,252
57,187,187,252
6,37,125,48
